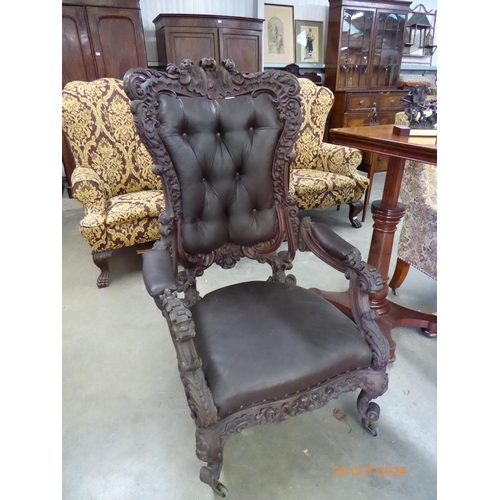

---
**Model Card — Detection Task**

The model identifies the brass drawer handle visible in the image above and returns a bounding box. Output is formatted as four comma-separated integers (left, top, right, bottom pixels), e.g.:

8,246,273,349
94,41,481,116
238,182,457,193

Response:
359,99,365,105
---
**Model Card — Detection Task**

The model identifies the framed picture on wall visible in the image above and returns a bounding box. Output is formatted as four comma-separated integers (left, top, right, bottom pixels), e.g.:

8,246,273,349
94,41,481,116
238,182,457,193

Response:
295,20,323,64
264,4,295,64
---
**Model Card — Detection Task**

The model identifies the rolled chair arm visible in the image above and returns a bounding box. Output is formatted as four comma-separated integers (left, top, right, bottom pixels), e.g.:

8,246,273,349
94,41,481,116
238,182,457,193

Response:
317,142,363,175
299,218,382,295
143,248,219,427
71,167,107,214
143,249,177,299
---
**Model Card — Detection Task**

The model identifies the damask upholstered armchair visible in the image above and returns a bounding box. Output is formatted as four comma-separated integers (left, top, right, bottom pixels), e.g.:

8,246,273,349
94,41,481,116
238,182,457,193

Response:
389,112,437,293
124,59,390,496
62,78,165,287
289,78,369,228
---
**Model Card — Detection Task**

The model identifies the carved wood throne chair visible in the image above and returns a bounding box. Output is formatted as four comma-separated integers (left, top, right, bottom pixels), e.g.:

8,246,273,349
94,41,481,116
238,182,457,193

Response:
124,59,390,496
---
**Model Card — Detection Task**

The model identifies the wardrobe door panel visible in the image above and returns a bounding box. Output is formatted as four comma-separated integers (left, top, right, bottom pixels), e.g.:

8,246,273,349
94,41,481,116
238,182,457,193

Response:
62,5,97,87
86,6,148,79
219,28,261,73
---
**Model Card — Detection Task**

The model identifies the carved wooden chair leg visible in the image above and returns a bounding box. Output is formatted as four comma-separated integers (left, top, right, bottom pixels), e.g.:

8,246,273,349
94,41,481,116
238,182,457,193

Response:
196,425,228,497
92,250,112,288
348,201,363,228
388,258,411,295
357,374,388,437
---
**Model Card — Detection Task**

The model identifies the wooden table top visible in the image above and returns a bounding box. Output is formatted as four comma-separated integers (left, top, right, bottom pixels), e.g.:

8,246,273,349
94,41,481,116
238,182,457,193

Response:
329,124,437,165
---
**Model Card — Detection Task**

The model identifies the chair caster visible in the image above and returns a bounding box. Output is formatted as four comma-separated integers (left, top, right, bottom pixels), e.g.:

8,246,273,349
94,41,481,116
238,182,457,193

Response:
200,464,227,497
362,419,379,436
213,482,228,497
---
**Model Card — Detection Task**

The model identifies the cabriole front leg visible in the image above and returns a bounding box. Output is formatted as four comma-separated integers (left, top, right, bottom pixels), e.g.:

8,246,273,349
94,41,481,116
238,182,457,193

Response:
357,373,388,437
196,424,228,497
92,250,112,288
348,200,363,228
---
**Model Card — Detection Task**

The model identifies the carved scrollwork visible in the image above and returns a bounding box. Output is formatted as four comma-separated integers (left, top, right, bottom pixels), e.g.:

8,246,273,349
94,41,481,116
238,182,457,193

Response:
159,288,218,427
206,370,386,449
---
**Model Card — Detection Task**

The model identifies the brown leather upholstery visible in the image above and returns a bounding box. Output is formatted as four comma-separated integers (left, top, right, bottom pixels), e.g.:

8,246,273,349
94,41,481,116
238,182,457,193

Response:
192,281,372,417
156,93,282,254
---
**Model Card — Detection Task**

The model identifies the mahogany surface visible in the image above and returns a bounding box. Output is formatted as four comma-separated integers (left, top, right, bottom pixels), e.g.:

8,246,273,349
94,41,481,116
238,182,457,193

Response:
317,125,437,362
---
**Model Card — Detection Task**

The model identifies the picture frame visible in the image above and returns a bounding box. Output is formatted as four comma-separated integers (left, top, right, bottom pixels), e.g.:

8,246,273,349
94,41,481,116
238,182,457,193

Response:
295,20,324,64
264,4,295,64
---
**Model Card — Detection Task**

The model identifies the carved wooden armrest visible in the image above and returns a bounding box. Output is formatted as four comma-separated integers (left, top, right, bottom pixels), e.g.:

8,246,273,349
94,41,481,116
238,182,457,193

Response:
299,218,389,368
143,249,219,427
143,249,177,299
299,218,382,294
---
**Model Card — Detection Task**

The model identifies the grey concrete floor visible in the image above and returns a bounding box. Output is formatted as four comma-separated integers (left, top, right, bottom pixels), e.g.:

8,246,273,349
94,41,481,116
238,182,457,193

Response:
62,172,437,499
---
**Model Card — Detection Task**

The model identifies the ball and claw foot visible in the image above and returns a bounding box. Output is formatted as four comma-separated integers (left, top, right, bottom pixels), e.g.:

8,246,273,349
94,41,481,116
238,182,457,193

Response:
350,217,362,228
348,202,363,228
96,272,109,288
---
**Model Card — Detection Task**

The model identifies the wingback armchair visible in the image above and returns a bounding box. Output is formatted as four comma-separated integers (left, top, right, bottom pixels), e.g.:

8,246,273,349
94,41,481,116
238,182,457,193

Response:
289,78,369,228
124,59,389,496
389,112,437,293
62,78,165,287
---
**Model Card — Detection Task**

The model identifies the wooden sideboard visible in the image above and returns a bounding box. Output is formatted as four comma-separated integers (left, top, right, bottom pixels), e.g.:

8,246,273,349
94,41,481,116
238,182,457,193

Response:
62,0,148,196
330,89,408,173
153,14,263,73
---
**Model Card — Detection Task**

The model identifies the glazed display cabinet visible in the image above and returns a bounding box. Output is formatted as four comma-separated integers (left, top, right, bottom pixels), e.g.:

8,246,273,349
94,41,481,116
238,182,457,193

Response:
324,0,412,192
325,0,411,94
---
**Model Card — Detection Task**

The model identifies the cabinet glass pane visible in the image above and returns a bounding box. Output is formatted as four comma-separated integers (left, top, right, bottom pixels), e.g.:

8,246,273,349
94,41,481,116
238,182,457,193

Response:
371,13,406,88
339,9,373,89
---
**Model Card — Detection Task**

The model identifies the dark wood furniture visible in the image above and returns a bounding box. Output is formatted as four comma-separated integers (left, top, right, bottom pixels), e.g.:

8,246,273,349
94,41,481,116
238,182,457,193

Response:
324,0,412,218
153,14,263,73
313,124,437,363
283,63,323,84
125,59,390,496
62,0,148,196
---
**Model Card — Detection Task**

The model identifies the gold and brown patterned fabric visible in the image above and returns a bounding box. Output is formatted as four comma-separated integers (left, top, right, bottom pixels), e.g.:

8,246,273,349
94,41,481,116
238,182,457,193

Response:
394,112,437,280
289,78,368,210
62,78,164,254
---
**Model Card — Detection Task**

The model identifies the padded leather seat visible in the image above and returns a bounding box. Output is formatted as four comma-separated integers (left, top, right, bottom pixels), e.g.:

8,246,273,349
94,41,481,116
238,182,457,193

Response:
192,281,373,417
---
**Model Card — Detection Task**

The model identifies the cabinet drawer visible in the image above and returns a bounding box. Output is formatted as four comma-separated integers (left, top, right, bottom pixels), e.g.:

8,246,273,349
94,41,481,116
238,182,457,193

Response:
371,153,389,172
346,94,376,111
378,93,405,110
343,112,369,127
